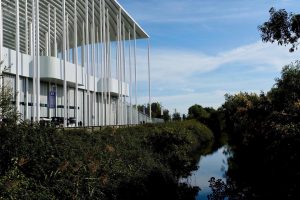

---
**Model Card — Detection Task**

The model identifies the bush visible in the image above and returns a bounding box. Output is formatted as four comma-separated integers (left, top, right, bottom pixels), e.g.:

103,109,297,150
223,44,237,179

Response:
0,120,213,199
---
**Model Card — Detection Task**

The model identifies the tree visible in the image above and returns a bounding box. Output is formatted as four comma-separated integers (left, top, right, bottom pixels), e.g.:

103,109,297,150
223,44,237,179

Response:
268,61,300,111
188,104,209,120
259,7,300,52
172,112,181,121
0,61,18,125
162,109,170,122
0,83,18,124
137,103,163,118
218,64,300,199
150,102,162,118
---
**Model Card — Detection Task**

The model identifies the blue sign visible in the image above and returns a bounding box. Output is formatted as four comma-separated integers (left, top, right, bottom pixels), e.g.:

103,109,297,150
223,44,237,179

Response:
48,91,56,109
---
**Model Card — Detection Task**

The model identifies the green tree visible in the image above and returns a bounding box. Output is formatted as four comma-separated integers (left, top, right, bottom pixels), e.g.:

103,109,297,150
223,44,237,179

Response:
268,62,300,111
259,7,300,52
188,104,209,120
218,63,300,199
162,109,171,122
150,102,162,118
172,112,181,121
137,104,147,114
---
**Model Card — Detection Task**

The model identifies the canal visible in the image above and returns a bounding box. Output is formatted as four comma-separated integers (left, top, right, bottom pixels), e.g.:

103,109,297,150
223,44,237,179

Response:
182,146,229,199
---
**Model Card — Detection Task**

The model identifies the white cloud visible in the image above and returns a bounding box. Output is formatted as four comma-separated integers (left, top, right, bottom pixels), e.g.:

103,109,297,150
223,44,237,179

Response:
135,41,298,113
118,0,300,113
136,41,298,83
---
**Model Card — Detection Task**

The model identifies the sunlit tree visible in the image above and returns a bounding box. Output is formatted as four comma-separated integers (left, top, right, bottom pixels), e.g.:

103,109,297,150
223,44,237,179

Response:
259,7,300,52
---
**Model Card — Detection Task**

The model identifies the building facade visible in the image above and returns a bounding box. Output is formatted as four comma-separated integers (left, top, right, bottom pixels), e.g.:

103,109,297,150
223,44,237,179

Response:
0,0,151,127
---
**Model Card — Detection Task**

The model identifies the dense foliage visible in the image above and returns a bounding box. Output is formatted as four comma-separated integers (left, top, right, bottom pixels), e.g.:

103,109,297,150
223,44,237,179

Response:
163,109,171,122
259,7,300,52
210,63,300,199
0,84,19,124
0,120,213,199
188,104,223,138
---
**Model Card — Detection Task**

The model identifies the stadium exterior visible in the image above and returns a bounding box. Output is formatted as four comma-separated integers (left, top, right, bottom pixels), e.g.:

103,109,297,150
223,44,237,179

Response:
0,0,152,127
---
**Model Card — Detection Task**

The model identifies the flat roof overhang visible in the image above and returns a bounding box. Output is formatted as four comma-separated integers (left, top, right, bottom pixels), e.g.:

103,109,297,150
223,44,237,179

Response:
0,0,148,54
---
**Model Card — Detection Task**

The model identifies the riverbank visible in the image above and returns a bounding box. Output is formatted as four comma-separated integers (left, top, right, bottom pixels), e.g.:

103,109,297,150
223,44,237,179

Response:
0,120,213,199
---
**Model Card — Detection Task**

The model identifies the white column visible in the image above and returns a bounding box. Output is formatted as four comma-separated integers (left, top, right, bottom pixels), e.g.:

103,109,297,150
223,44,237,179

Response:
54,8,57,57
96,29,100,126
74,0,78,127
82,21,86,125
48,82,51,118
147,38,151,121
48,4,51,56
67,14,70,62
103,1,107,126
25,77,29,119
25,0,28,55
133,24,138,123
129,31,133,124
45,32,49,56
36,0,40,122
85,0,90,126
92,0,96,126
107,9,111,125
55,83,57,117
67,86,69,122
62,0,67,127
100,0,104,126
119,8,123,125
116,14,121,125
31,11,36,122
29,22,32,55
122,23,126,124
82,22,85,67
15,0,20,115
120,22,125,125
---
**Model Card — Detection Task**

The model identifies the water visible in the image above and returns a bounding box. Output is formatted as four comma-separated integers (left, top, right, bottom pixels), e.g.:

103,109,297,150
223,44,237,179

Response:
183,146,228,200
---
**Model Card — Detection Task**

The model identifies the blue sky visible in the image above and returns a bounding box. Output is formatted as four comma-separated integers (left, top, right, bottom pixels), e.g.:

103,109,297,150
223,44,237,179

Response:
119,0,299,114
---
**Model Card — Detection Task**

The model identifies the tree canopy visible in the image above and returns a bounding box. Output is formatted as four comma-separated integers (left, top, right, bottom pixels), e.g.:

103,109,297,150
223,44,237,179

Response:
188,104,209,120
218,62,300,199
268,61,300,111
259,7,300,52
162,109,171,122
137,102,164,119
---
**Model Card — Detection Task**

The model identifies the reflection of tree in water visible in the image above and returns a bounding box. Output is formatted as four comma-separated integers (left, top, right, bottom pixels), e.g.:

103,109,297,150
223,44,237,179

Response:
117,170,200,200
208,136,300,200
207,64,300,199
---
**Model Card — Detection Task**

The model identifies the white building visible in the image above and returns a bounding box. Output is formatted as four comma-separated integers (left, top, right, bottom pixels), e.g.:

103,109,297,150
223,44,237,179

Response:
0,0,151,127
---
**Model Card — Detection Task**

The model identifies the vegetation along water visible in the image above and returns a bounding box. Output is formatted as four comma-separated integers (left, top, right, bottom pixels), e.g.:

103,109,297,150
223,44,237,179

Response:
1,6,300,200
0,119,214,199
1,63,300,199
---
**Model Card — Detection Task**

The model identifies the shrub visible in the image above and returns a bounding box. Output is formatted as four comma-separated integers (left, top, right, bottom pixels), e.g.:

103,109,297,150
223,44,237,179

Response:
0,120,213,199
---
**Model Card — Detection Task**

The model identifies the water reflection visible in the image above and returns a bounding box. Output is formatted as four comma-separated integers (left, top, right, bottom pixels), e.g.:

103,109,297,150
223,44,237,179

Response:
183,146,228,199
